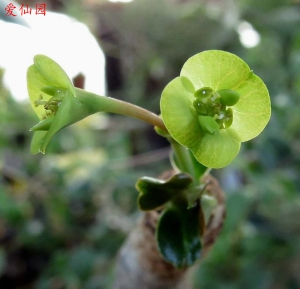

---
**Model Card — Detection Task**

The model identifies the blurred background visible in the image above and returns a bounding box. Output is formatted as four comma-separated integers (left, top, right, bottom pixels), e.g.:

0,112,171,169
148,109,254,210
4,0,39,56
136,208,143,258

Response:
0,0,300,288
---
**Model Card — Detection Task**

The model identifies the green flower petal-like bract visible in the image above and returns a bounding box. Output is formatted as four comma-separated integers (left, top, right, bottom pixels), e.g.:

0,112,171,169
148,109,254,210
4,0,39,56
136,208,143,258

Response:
27,55,100,154
160,50,271,168
27,55,168,155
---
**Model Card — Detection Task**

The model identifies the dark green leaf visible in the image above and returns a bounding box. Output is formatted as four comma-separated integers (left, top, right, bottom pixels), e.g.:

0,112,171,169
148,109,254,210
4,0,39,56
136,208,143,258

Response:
156,198,202,268
136,173,193,211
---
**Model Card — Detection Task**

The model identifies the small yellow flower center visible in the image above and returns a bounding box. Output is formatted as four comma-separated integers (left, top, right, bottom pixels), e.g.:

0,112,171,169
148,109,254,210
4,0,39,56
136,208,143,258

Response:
34,87,67,119
193,87,240,133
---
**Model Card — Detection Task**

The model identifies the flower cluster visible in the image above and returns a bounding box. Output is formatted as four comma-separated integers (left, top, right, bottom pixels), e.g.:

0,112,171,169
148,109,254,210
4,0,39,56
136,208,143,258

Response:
160,50,271,168
27,55,99,154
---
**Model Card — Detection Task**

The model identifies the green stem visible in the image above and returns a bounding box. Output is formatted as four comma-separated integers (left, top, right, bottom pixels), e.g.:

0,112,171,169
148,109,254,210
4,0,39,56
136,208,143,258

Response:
75,88,210,181
170,138,198,182
75,88,167,132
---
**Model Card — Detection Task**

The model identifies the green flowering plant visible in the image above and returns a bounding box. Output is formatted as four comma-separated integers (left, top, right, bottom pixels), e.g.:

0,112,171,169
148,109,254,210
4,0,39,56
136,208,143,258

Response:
160,50,271,168
26,50,271,268
28,55,96,154
28,55,166,154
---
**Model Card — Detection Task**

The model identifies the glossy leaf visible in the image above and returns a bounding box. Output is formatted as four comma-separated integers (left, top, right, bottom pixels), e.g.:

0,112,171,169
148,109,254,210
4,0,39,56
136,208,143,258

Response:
137,173,193,211
156,198,201,268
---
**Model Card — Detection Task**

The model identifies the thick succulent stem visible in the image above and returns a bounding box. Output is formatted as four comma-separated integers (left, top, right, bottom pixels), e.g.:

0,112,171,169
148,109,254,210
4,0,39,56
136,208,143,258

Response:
113,174,225,289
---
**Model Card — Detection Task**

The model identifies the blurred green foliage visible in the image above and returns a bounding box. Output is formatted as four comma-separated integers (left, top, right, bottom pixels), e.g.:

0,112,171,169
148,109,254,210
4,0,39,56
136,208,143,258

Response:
0,0,300,288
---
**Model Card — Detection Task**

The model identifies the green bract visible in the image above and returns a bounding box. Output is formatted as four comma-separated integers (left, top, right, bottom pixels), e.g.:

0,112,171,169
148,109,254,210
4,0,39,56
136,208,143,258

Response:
27,55,102,154
160,50,271,168
28,55,169,154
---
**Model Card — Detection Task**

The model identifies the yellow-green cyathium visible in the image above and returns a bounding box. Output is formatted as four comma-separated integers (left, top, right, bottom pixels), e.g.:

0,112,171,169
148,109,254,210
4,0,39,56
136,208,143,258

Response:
28,55,167,154
27,55,103,154
160,50,271,168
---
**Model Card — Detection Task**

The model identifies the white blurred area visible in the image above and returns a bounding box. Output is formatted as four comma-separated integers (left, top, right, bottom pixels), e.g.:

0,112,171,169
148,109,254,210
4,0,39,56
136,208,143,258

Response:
0,11,106,101
237,21,261,48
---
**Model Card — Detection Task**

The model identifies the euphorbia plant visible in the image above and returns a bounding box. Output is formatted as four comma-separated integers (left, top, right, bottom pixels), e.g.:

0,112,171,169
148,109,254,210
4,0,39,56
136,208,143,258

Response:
27,50,271,268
